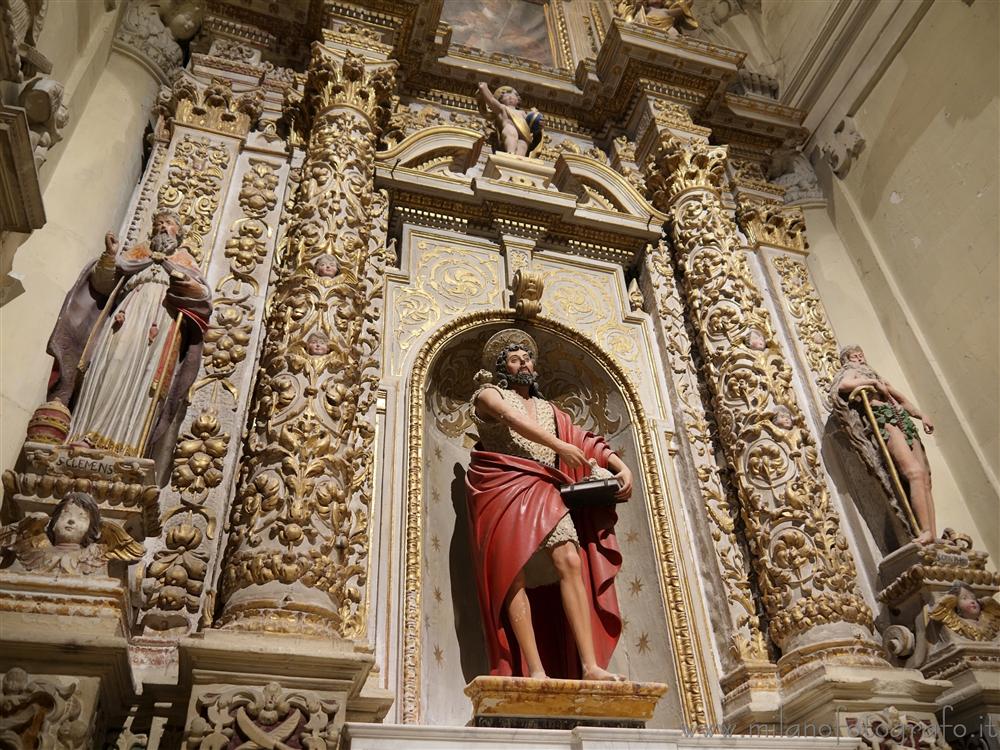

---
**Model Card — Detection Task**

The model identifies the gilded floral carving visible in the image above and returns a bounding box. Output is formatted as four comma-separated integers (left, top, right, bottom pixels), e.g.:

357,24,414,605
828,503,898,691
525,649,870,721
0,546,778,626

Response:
156,135,230,264
770,255,840,403
644,237,767,662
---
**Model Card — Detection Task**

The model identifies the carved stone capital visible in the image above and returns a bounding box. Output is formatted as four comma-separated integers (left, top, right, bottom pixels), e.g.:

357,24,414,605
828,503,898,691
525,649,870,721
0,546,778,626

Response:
645,136,728,209
736,197,808,253
283,47,397,142
156,72,263,139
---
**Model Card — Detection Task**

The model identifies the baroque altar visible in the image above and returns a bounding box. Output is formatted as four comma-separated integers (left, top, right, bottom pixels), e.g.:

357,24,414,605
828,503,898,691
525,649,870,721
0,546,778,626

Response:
0,1,996,748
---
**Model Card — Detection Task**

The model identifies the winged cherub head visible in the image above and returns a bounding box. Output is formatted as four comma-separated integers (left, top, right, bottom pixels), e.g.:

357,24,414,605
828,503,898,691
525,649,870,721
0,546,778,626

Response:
46,492,102,548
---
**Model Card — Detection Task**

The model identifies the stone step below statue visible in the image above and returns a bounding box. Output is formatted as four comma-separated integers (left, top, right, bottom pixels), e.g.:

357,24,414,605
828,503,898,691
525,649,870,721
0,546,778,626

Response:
464,675,668,730
344,722,863,749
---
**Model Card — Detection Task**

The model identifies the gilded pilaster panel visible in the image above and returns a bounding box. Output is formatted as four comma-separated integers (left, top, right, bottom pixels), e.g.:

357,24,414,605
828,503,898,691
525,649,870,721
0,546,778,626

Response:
646,137,878,657
763,251,840,412
135,79,285,635
217,46,396,638
386,229,504,377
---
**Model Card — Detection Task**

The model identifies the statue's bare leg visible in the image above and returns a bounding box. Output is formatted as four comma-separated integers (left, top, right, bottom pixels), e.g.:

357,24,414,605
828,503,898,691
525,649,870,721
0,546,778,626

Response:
550,541,625,681
885,424,935,544
505,570,547,678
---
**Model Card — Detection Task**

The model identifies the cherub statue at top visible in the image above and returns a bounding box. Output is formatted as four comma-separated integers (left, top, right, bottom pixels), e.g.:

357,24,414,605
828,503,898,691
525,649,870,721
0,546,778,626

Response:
477,82,543,157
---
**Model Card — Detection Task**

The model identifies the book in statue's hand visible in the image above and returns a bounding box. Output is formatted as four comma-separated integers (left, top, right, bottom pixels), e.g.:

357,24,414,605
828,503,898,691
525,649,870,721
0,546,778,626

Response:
559,462,623,509
559,476,622,509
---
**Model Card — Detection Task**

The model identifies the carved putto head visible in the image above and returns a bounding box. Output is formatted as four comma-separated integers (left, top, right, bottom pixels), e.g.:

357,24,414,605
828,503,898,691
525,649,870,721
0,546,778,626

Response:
947,582,982,621
494,86,521,107
306,333,331,356
772,405,794,430
745,328,766,351
46,492,101,548
313,253,339,278
839,344,866,366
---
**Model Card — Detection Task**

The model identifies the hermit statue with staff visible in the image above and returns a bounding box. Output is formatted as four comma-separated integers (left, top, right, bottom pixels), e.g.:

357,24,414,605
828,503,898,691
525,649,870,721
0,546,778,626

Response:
830,345,937,544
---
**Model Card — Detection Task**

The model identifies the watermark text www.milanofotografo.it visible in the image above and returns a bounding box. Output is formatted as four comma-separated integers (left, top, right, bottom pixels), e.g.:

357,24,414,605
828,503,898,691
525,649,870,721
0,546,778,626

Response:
679,705,994,741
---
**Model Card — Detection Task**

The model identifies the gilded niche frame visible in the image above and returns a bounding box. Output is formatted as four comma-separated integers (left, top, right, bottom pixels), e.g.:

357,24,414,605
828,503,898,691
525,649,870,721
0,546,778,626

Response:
401,310,714,728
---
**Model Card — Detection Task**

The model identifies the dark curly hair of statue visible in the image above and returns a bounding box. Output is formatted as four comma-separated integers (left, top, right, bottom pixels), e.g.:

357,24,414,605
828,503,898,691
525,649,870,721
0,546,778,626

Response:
494,342,543,398
46,492,102,547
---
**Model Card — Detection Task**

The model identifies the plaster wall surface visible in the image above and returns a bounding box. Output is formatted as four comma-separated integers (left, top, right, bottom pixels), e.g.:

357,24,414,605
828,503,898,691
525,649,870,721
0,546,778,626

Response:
759,0,836,85
0,52,158,470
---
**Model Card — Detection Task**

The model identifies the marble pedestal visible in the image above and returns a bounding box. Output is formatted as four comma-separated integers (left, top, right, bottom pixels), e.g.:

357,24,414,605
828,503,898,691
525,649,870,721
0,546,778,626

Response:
464,676,668,730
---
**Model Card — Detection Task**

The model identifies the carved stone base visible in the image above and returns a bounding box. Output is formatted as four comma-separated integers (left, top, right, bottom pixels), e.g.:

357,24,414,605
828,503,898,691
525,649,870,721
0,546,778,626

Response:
482,152,556,190
776,661,950,736
0,569,131,635
345,723,862,749
178,629,393,747
0,621,133,735
464,676,668,729
2,441,160,540
720,660,782,732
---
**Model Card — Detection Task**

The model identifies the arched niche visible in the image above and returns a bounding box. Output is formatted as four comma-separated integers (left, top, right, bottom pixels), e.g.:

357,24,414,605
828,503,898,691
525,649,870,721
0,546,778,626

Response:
401,312,709,729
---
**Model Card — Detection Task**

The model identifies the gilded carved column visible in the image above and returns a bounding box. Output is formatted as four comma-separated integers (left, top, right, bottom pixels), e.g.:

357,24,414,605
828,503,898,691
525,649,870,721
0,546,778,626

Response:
216,44,396,637
645,136,880,659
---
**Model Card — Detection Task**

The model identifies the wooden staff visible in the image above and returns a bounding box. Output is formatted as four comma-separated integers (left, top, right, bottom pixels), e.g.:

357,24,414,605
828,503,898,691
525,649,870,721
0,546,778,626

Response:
849,385,921,536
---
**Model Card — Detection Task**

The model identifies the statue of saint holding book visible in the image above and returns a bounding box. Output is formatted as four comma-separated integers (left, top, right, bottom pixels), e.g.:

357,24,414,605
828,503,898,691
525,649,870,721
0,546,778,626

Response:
465,328,632,681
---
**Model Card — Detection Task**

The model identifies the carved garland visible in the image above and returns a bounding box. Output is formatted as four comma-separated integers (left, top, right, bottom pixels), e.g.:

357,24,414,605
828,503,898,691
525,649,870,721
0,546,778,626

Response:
648,137,874,649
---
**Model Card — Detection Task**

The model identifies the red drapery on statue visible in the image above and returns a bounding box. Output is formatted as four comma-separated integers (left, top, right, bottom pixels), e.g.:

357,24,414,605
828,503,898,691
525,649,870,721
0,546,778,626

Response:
465,405,623,678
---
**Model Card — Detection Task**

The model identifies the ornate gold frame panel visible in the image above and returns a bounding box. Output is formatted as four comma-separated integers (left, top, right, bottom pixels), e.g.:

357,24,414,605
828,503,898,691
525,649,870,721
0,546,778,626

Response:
401,310,713,728
444,0,574,75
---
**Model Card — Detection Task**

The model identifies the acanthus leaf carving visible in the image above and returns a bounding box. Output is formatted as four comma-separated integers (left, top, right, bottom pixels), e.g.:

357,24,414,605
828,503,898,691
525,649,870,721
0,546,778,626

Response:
186,682,341,749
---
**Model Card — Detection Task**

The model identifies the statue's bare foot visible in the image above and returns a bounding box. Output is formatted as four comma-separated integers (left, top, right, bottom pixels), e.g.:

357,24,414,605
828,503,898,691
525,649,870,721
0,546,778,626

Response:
529,669,547,679
583,665,626,682
915,530,935,545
